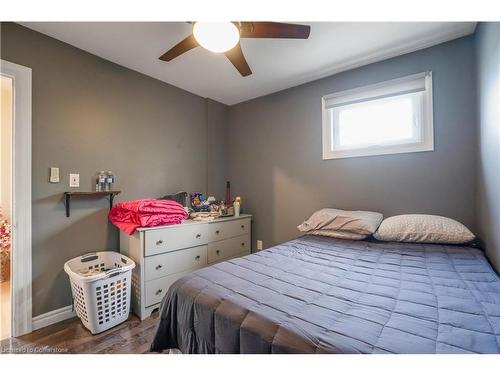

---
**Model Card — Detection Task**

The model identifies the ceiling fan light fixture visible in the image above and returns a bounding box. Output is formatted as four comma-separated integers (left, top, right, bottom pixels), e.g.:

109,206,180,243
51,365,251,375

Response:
192,22,240,53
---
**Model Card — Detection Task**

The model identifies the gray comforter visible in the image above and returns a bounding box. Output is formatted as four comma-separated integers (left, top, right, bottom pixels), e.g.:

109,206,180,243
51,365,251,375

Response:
151,236,500,353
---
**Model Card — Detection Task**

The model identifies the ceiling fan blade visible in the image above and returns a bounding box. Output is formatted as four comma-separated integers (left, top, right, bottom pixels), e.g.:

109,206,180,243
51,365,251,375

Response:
159,34,198,62
239,22,310,39
225,42,252,77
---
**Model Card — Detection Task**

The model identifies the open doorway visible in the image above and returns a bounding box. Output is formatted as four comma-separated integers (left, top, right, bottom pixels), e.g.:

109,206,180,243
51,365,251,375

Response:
0,59,32,339
0,74,13,340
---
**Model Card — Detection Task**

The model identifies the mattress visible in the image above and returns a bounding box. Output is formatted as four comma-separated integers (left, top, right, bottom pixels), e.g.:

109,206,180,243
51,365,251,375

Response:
151,235,500,353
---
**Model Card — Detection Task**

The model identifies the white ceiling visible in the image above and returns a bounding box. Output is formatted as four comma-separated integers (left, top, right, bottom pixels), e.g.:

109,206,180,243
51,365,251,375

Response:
21,22,476,105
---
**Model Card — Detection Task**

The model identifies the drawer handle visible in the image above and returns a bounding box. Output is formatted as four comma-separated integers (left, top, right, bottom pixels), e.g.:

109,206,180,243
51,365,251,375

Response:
155,264,163,270
196,234,201,239
241,225,245,229
241,242,245,246
195,255,201,260
156,240,164,246
216,250,220,255
215,230,220,235
155,289,163,295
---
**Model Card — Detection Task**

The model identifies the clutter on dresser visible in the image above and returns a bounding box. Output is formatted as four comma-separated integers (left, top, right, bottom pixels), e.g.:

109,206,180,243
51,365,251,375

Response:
187,185,244,220
191,211,221,221
220,200,228,215
190,192,211,212
188,196,229,219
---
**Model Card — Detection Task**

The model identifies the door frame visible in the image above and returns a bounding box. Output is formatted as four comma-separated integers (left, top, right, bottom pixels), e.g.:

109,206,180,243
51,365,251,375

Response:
1,59,32,337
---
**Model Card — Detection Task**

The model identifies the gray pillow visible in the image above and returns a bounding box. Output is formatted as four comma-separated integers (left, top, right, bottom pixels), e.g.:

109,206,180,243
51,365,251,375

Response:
374,214,475,244
298,208,383,240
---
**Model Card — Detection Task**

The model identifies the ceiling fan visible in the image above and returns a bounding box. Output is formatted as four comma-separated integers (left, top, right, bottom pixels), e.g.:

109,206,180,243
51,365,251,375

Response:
159,22,311,77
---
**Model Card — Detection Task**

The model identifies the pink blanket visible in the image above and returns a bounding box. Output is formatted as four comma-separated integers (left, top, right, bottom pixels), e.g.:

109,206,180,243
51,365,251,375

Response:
109,199,188,235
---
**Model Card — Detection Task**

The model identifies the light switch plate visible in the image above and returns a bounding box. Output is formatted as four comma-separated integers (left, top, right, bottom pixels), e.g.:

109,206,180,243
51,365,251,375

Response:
49,167,59,183
69,173,80,187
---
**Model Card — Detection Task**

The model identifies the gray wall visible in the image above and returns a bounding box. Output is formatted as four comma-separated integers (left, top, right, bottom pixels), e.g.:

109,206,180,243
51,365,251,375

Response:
0,22,228,316
476,23,500,272
227,36,478,250
207,99,229,199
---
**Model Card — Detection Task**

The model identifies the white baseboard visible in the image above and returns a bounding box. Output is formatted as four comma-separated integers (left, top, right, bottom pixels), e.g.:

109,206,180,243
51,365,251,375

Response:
32,305,76,331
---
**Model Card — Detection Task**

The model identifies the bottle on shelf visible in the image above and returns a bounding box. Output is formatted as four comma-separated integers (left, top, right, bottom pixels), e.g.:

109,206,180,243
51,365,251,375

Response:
95,171,104,192
106,171,115,191
98,171,107,192
95,172,100,192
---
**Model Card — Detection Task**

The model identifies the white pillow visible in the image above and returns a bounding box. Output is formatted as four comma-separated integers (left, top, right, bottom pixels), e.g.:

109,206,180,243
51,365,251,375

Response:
298,208,383,240
374,214,475,244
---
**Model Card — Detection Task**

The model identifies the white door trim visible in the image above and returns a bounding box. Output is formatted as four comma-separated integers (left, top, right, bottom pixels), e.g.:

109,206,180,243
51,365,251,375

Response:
1,59,32,337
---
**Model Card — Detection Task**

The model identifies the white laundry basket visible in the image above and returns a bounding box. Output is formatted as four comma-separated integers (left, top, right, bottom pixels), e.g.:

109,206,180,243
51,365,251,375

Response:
64,251,135,334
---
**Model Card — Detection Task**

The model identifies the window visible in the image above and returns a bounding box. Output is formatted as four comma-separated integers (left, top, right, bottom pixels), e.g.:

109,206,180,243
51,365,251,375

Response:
322,72,433,159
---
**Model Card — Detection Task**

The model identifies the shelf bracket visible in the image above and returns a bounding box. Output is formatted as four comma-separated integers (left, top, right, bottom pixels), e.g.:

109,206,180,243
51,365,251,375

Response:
65,193,71,218
109,192,118,210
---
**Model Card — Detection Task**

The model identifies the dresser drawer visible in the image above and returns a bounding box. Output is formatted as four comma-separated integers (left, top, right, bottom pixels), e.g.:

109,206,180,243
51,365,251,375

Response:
207,218,251,242
208,234,251,264
145,272,190,307
144,245,207,281
144,224,208,256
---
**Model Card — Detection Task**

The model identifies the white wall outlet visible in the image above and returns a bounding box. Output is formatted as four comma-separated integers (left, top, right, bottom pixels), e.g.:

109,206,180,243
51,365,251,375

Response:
49,167,59,183
257,240,263,251
69,173,80,187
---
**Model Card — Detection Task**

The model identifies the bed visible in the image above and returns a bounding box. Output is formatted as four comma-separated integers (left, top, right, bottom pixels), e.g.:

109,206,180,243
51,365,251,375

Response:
151,235,500,353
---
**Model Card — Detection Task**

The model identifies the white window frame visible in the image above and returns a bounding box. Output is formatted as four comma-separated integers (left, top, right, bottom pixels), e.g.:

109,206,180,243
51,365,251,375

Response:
321,71,434,160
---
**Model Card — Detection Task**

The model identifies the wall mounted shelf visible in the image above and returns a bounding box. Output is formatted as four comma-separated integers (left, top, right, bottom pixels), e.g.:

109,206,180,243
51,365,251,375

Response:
63,191,121,217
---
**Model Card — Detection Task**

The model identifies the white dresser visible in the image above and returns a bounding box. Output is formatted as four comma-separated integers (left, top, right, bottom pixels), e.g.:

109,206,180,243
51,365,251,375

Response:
120,214,252,320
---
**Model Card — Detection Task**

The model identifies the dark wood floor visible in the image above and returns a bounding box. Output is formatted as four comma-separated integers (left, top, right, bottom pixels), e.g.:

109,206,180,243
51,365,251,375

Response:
0,312,163,354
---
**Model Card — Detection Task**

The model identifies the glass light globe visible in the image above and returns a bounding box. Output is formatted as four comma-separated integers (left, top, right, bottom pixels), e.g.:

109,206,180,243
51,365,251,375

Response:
193,22,240,53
